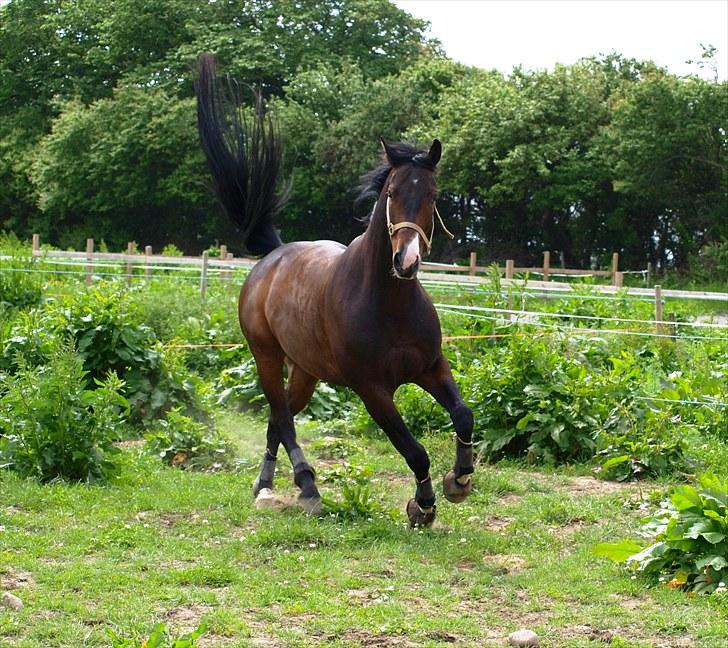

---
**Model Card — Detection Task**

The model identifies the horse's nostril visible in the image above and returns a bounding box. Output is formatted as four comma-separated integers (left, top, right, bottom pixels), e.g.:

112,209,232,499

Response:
393,251,403,271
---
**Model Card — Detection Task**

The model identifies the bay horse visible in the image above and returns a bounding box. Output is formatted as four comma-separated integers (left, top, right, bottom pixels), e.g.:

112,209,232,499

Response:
195,54,474,527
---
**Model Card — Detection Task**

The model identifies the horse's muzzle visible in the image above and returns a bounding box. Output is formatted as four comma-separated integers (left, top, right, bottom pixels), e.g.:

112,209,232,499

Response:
393,250,419,279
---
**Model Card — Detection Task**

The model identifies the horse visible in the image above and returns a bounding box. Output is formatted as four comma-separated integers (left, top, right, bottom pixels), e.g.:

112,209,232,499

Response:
195,54,474,527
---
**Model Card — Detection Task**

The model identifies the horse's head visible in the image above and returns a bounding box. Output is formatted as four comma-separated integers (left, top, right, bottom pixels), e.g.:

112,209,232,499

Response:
381,139,442,280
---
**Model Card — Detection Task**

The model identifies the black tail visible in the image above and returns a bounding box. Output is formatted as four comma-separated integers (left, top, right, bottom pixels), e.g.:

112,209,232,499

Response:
195,53,286,256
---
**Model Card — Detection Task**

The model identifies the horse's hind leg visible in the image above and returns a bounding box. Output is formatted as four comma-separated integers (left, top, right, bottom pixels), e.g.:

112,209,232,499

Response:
416,356,474,503
252,363,317,498
252,350,321,512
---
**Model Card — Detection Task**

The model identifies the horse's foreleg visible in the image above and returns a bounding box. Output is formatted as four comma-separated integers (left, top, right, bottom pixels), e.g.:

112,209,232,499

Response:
416,356,474,504
359,389,436,527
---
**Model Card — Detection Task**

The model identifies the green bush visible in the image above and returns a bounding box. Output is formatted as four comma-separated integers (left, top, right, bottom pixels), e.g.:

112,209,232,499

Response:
145,409,235,471
59,287,203,424
597,407,692,481
691,239,728,283
0,308,64,373
0,232,42,310
595,473,728,594
464,336,610,462
0,343,128,482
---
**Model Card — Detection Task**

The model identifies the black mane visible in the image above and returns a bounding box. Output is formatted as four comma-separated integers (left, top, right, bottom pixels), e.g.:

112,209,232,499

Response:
355,142,436,214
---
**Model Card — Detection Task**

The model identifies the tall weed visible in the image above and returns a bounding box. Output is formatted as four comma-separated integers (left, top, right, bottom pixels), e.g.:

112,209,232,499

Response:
0,342,128,482
0,232,42,310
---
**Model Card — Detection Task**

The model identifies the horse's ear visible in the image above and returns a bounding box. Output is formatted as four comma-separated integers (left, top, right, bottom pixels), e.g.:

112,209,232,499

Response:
428,139,442,166
380,137,395,164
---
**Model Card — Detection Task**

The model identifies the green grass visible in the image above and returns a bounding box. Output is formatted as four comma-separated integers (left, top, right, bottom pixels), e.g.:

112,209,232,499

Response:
2,411,726,647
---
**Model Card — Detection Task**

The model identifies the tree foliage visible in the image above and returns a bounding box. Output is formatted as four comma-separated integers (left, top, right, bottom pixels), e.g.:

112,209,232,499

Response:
0,0,725,269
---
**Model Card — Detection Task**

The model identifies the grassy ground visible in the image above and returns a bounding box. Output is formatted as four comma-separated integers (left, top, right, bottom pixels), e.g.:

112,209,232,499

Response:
1,410,727,648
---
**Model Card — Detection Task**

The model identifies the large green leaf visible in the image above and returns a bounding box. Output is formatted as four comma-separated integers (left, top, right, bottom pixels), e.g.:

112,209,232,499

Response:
593,539,644,563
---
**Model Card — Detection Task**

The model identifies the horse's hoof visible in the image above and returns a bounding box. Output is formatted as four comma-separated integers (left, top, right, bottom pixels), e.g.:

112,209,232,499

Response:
255,488,282,510
406,498,436,528
253,475,273,498
297,494,322,515
443,470,473,503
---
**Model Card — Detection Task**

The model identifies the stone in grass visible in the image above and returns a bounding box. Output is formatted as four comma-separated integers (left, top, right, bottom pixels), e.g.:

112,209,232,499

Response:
1,592,23,611
508,629,540,647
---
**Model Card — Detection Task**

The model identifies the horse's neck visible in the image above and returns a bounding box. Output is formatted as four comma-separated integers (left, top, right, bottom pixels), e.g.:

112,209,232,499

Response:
350,198,419,303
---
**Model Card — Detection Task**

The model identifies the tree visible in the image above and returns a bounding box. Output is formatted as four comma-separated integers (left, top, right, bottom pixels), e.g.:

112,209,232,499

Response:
31,88,216,249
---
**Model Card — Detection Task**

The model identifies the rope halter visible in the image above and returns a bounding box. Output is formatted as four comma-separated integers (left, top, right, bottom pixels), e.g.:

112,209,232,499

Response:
385,192,454,256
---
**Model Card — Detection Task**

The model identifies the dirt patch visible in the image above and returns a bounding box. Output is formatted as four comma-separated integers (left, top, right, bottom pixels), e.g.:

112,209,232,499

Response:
160,559,194,570
482,515,513,532
482,554,528,574
609,593,650,610
164,604,212,635
424,630,463,644
4,506,24,515
340,629,419,647
345,587,395,606
254,489,298,512
563,475,638,496
552,624,622,643
456,558,477,572
547,520,587,538
497,493,523,505
0,569,34,589
158,513,186,527
553,623,696,647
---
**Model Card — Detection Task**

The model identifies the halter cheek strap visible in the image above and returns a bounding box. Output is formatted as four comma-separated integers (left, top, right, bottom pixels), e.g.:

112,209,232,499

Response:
386,194,454,257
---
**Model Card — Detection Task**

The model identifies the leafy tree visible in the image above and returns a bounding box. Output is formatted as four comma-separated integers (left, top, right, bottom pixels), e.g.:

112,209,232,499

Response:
605,72,728,268
31,88,215,250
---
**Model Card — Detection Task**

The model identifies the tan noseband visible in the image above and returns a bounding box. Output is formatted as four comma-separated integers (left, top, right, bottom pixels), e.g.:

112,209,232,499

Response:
385,194,454,256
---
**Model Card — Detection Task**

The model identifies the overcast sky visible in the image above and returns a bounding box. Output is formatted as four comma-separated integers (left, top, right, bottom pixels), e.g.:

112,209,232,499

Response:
392,0,728,80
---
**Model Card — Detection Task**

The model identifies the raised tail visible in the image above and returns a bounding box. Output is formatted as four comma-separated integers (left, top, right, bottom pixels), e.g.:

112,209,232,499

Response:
195,53,286,256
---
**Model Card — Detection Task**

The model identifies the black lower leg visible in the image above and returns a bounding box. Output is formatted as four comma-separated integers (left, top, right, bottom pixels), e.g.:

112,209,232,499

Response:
415,474,436,510
289,447,318,498
253,447,277,492
277,420,318,500
452,404,474,479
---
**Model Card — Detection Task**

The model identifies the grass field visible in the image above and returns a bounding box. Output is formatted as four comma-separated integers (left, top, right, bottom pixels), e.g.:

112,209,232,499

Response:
1,239,727,647
2,409,727,648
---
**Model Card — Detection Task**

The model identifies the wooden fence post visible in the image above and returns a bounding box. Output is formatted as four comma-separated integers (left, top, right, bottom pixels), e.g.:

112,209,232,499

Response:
32,234,40,255
85,238,94,285
126,242,134,287
144,245,152,279
219,245,227,282
646,262,652,286
611,252,619,286
542,251,550,282
654,285,663,334
200,251,209,300
226,252,234,282
505,259,514,320
505,259,514,280
614,271,624,288
469,252,477,276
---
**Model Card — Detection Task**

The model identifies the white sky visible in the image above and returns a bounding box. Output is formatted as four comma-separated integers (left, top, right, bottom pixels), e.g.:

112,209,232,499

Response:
392,0,728,81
